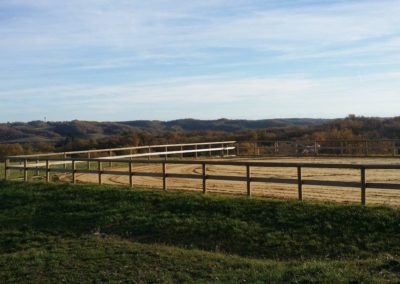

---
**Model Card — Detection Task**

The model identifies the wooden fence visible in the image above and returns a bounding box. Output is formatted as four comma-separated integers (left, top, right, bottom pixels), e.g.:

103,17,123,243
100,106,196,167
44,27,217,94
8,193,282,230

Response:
6,139,400,160
8,141,237,160
4,156,400,205
237,139,400,157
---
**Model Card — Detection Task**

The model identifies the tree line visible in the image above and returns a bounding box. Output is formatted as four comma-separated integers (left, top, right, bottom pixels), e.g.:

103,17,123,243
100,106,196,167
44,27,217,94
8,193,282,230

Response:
1,115,400,158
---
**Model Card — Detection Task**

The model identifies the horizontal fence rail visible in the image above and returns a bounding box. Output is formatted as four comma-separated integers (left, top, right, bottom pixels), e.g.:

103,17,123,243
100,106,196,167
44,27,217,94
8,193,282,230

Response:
8,147,235,168
5,155,400,205
6,141,236,168
8,141,237,159
237,139,400,157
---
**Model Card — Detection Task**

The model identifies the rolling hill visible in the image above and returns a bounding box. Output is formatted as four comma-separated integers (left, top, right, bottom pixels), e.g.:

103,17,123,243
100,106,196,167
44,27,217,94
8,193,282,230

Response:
0,118,328,144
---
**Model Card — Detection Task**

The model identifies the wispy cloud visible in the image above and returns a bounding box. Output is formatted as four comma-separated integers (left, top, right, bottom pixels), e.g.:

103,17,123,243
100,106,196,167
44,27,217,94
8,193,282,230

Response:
0,0,400,121
2,1,400,60
1,72,400,121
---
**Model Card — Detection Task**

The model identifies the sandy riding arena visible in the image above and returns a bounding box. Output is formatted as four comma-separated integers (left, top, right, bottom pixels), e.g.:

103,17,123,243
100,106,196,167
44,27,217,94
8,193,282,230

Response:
66,157,400,206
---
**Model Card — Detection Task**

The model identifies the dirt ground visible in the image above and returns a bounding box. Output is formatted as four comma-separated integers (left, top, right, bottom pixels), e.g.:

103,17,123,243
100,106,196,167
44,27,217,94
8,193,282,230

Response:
66,157,400,206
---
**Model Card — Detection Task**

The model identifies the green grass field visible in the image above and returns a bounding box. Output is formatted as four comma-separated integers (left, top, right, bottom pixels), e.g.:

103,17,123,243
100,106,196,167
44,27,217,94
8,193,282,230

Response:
1,180,400,283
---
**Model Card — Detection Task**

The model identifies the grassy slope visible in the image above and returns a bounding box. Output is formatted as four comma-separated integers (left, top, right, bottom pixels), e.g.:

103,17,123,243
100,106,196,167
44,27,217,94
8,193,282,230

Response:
1,181,400,282
2,236,400,283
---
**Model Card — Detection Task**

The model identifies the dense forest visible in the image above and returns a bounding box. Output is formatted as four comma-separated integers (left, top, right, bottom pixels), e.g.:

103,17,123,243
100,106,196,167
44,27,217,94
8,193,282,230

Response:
0,115,400,158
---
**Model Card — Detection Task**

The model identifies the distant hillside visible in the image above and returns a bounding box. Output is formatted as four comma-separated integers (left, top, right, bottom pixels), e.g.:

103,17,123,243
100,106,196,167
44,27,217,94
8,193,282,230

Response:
0,118,328,144
2,116,400,156
120,118,328,132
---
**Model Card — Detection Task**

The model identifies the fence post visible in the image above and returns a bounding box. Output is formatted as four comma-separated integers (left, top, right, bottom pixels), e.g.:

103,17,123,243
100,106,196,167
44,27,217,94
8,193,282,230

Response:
202,162,207,194
72,160,76,184
221,143,224,157
98,161,102,185
162,162,167,191
148,147,151,160
87,152,91,170
165,146,168,160
209,144,212,157
180,146,183,159
63,153,67,170
393,141,397,157
246,164,251,196
23,159,28,182
4,159,9,180
195,145,198,159
45,159,50,182
361,167,366,206
109,151,113,167
297,166,303,201
35,158,39,176
236,143,240,156
314,141,318,156
129,161,133,188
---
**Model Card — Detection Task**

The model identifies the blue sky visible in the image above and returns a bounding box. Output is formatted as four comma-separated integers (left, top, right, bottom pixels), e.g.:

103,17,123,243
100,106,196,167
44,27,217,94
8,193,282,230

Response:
1,0,400,122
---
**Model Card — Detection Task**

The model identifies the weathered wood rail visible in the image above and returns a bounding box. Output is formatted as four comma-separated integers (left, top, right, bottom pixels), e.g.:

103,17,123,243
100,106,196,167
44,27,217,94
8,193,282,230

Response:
4,141,236,185
8,141,237,160
5,156,400,205
237,139,400,157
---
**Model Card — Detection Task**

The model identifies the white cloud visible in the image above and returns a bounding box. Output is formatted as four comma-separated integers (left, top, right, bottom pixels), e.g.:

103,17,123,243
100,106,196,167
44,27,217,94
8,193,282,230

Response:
1,0,400,120
1,0,400,60
1,72,400,120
